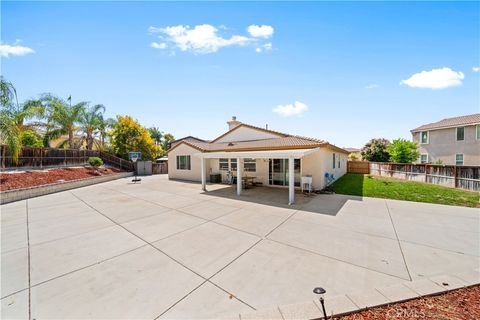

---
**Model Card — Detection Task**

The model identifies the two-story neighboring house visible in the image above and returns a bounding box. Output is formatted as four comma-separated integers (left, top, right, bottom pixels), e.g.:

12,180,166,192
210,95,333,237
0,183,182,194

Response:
411,114,480,166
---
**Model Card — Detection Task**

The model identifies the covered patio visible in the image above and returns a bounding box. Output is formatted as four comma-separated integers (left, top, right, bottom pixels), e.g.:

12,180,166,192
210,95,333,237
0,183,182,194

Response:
194,148,319,205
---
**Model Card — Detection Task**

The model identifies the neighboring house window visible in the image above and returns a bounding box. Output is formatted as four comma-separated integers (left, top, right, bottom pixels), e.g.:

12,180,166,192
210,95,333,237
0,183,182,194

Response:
456,127,465,141
420,154,428,164
420,131,429,144
332,153,336,169
219,158,229,171
476,125,480,140
176,155,191,170
230,158,237,171
455,154,464,166
244,158,256,172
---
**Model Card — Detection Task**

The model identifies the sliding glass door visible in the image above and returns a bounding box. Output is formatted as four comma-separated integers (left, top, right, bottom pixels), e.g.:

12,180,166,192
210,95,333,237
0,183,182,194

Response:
269,159,301,187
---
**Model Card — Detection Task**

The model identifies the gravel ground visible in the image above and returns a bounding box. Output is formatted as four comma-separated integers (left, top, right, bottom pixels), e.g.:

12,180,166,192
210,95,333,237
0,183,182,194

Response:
337,285,480,320
0,167,122,191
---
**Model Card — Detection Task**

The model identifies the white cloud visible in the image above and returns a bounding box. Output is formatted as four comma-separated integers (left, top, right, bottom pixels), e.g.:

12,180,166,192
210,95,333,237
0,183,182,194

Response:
148,24,253,54
273,101,308,117
255,47,262,53
400,67,464,89
0,43,35,57
150,42,167,49
255,43,273,53
473,67,480,72
247,25,274,38
365,84,380,89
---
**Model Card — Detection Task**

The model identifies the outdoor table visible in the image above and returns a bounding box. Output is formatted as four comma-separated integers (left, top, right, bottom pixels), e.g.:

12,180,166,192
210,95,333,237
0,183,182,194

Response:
242,176,256,188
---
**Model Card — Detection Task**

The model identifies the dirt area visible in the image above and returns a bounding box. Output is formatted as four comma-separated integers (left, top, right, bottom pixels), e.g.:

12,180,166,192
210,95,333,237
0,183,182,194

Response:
338,285,480,320
0,167,123,191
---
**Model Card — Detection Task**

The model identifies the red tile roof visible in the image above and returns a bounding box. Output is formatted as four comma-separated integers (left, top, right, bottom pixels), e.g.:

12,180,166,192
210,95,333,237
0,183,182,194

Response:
411,114,480,132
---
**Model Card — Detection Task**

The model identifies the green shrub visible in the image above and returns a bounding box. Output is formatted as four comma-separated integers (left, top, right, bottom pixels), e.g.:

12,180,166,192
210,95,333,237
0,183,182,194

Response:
21,130,43,147
88,157,103,168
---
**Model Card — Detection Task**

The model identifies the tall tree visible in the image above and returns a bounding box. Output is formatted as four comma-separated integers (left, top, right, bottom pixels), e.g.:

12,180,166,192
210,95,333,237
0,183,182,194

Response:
148,127,163,146
361,138,391,162
80,104,105,150
97,116,116,149
109,115,160,161
387,139,420,163
0,77,44,163
42,94,86,149
161,133,175,151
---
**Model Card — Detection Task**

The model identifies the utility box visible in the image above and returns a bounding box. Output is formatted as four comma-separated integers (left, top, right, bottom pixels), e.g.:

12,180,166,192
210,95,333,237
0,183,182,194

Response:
135,161,152,175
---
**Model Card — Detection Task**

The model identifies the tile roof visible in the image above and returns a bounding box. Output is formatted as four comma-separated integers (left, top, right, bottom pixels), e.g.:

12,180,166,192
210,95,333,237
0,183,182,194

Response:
169,123,348,154
411,114,480,132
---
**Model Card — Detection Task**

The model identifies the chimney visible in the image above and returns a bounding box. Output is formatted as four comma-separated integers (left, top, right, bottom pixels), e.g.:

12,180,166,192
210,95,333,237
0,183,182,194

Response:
227,116,241,130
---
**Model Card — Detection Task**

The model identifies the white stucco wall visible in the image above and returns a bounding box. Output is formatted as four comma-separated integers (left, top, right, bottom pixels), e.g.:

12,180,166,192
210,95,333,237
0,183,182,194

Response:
302,147,347,189
215,126,281,143
168,144,211,182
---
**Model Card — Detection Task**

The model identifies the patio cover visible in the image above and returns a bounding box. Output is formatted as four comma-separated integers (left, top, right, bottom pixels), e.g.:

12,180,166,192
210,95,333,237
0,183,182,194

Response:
195,148,319,205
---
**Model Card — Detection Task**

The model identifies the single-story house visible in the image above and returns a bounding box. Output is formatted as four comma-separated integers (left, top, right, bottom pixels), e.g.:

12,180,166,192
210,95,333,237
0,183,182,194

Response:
168,117,349,204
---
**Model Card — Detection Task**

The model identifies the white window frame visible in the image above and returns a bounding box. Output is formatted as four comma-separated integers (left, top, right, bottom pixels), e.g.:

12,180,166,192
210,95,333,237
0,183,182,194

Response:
219,158,229,171
332,153,336,169
243,158,256,172
230,158,237,171
455,153,464,166
176,155,191,170
456,127,465,141
420,131,429,144
420,154,428,164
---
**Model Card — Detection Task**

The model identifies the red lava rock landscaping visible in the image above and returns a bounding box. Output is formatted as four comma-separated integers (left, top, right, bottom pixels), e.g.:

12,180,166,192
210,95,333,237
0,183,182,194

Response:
337,285,480,320
0,167,122,191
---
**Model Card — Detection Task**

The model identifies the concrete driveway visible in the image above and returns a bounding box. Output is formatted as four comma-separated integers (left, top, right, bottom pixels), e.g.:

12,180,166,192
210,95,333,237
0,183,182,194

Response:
1,175,479,319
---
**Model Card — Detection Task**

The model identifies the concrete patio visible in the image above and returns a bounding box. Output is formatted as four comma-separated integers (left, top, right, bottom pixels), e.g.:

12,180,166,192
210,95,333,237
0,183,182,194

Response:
1,174,479,319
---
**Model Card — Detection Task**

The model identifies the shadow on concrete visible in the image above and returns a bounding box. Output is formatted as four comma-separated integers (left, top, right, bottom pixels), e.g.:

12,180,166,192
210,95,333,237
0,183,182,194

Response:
202,184,363,216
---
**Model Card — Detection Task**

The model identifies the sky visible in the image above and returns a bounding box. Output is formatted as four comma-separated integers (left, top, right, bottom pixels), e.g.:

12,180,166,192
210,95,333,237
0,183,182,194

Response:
1,1,479,148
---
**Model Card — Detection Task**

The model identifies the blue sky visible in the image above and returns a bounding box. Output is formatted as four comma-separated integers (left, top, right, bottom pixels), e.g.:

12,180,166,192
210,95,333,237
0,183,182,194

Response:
2,1,479,148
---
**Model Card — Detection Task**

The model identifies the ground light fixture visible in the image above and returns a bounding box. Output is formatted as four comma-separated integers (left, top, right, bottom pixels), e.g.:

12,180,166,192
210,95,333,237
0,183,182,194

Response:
313,287,327,320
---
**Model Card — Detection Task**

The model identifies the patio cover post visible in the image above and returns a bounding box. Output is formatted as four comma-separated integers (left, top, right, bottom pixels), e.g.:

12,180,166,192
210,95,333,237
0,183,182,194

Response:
201,157,206,191
236,157,241,196
288,157,295,205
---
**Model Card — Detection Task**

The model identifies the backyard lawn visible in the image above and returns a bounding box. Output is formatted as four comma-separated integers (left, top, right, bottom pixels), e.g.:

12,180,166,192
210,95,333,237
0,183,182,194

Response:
331,173,480,208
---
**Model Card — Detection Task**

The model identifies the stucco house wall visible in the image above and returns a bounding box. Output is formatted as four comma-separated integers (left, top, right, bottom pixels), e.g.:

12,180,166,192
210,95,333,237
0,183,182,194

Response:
413,125,480,165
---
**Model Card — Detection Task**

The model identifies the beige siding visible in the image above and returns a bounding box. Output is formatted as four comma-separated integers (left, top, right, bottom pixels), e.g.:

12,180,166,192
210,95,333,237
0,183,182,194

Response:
413,125,480,165
301,148,347,190
215,126,280,143
168,144,206,182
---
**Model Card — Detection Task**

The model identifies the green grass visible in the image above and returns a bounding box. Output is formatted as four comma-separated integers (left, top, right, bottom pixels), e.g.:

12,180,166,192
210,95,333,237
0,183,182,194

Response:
331,173,479,208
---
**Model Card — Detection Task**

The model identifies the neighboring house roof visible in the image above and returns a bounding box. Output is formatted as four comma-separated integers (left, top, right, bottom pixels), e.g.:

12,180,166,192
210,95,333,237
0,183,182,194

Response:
170,136,209,145
411,113,480,132
344,147,361,153
168,122,348,154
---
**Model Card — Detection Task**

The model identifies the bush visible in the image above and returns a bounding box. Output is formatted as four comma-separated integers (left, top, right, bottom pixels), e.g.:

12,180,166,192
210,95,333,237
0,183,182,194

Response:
21,130,43,147
361,138,390,162
387,139,420,163
88,157,103,168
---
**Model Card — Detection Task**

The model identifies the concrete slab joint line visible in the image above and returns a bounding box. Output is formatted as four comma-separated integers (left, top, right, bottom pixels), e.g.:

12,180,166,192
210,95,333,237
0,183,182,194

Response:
26,200,32,320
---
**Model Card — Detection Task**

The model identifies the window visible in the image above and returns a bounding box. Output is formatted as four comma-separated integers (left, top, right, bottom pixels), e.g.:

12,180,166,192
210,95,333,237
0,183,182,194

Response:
332,153,336,169
476,125,480,140
455,154,464,166
176,155,191,170
420,131,429,144
244,158,256,172
230,158,237,171
456,127,465,141
420,154,428,164
219,158,229,171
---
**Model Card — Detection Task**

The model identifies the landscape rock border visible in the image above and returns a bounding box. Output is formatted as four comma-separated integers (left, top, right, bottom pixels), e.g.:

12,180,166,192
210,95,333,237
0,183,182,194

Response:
0,172,133,204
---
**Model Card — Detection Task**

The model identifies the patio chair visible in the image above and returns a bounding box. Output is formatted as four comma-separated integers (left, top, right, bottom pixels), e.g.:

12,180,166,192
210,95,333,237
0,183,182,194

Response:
301,176,313,193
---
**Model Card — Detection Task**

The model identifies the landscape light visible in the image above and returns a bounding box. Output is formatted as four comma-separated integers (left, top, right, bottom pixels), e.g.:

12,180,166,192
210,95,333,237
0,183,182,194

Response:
313,287,327,320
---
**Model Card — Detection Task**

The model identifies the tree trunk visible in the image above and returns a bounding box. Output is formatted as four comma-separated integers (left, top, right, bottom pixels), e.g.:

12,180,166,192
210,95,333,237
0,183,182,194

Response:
68,130,74,149
87,132,93,150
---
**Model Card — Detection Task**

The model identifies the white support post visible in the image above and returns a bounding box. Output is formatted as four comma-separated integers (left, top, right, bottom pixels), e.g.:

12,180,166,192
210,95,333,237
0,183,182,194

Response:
236,157,242,196
288,157,295,205
201,157,206,191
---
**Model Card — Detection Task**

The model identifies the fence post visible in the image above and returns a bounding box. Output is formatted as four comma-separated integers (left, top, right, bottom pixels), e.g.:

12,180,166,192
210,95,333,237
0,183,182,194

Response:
425,164,428,183
453,165,457,188
64,149,67,167
40,148,43,169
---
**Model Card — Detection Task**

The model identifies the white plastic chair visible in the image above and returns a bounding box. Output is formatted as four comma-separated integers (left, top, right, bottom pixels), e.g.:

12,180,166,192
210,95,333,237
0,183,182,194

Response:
301,176,313,193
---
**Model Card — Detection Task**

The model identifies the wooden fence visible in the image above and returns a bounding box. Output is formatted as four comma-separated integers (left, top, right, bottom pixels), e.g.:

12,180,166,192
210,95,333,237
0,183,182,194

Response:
0,145,133,171
369,162,480,192
152,162,168,174
347,161,370,174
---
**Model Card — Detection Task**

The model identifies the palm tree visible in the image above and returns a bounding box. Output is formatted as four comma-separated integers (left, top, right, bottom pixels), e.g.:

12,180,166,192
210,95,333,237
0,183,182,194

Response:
97,116,116,150
80,104,105,150
42,94,86,149
0,77,44,163
148,127,163,146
